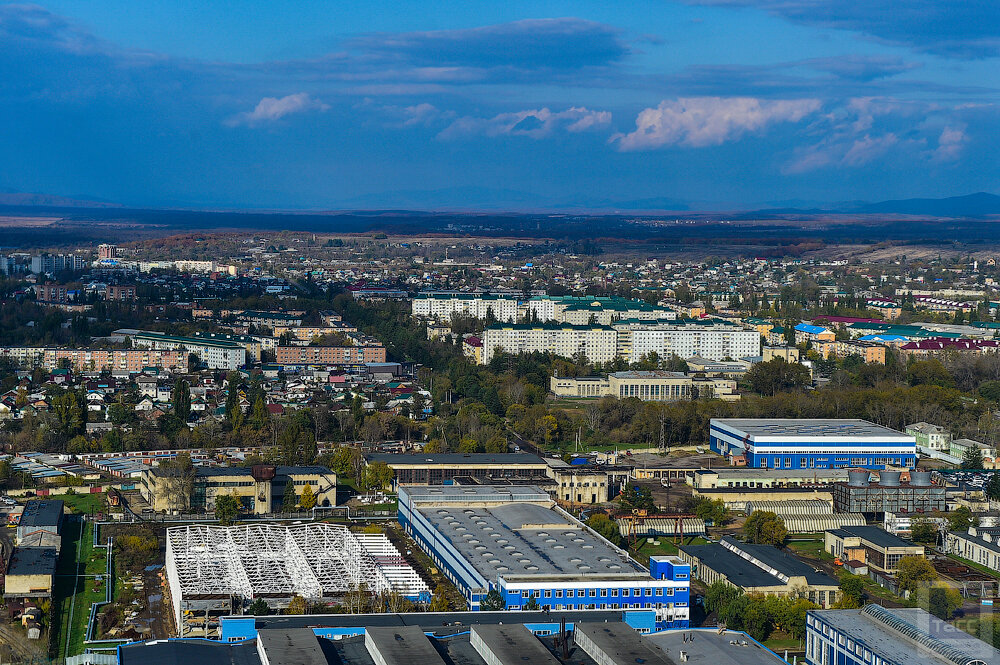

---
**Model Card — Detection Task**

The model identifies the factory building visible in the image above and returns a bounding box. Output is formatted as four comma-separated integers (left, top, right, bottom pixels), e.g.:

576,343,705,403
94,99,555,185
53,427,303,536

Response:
678,536,841,607
943,526,1000,573
365,453,550,486
119,610,786,665
709,419,917,469
397,485,691,627
806,604,1000,665
824,526,925,574
832,469,945,515
140,464,337,514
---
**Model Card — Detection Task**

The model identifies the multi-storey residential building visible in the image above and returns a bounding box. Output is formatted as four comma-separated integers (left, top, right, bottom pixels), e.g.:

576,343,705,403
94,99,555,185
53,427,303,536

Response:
623,319,760,362
275,345,387,366
905,422,952,452
481,323,617,364
43,348,188,373
133,332,246,370
412,293,520,322
106,285,137,301
97,244,119,260
29,253,88,274
0,347,47,368
526,295,676,324
35,283,74,304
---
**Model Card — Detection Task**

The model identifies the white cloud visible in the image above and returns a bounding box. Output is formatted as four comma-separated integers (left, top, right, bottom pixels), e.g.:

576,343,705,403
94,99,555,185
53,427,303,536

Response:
226,93,329,127
612,97,820,151
930,125,966,162
841,133,898,166
437,106,611,140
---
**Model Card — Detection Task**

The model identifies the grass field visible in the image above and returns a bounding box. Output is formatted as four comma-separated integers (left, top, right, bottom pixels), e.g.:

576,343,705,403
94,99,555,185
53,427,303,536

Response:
52,519,104,659
59,491,108,517
786,538,834,561
627,535,708,558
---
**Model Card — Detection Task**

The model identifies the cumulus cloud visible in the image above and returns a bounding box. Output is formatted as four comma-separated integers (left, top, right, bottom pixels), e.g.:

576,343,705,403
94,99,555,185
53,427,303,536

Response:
930,125,967,162
612,97,820,151
438,106,611,140
225,93,328,127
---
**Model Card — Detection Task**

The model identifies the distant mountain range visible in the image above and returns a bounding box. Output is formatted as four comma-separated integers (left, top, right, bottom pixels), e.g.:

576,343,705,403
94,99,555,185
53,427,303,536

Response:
1,188,999,217
0,189,121,208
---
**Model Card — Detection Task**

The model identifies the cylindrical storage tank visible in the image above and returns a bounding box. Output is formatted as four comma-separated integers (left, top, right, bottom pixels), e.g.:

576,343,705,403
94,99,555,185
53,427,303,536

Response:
848,471,869,487
879,471,901,487
909,470,932,486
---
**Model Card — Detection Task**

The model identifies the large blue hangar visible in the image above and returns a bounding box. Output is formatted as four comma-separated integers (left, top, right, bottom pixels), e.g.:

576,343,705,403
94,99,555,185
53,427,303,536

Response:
398,485,690,629
709,419,917,470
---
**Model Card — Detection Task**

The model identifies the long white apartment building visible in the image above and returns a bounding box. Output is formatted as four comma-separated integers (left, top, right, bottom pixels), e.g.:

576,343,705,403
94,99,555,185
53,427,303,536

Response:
411,293,519,322
481,323,617,364
526,295,676,325
619,318,761,362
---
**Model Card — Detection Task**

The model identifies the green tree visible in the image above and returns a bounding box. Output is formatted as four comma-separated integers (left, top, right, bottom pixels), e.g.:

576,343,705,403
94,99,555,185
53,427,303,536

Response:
215,493,240,524
909,518,938,544
361,461,394,494
523,597,541,611
896,556,938,594
299,484,316,510
172,380,191,421
704,581,740,615
480,588,506,611
925,584,962,620
52,390,85,436
693,498,729,525
986,473,1000,501
281,479,297,512
250,395,269,430
428,583,450,612
619,484,654,512
947,506,974,531
744,358,811,396
247,598,270,616
586,513,621,546
837,575,866,609
743,511,788,546
284,595,308,615
961,445,984,469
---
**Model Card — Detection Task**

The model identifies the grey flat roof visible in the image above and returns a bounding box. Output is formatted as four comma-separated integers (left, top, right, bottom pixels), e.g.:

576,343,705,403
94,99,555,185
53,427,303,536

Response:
812,605,1000,665
367,453,546,466
680,545,787,588
712,419,912,440
257,629,328,665
365,625,445,665
722,538,838,587
415,498,647,581
19,500,64,528
575,622,673,665
471,624,562,665
647,629,784,665
119,639,262,665
243,609,628,631
828,526,918,549
7,547,58,577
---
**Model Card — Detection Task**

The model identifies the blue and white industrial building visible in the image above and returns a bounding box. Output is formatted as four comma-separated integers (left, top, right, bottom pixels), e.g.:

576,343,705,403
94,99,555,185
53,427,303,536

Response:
805,604,999,665
397,485,690,628
710,419,917,470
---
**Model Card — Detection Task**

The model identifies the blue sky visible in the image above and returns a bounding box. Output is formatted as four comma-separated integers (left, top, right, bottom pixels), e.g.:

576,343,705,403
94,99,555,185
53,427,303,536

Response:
1,1,998,209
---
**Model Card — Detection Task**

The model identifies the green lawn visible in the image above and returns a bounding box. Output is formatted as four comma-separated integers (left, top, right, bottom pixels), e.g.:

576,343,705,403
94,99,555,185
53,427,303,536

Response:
52,520,112,660
786,539,834,561
59,491,108,516
763,634,803,652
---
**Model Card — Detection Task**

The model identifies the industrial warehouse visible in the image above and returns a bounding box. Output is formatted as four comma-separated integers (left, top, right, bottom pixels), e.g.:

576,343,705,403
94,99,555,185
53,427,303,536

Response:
709,418,917,469
164,523,426,636
397,485,691,627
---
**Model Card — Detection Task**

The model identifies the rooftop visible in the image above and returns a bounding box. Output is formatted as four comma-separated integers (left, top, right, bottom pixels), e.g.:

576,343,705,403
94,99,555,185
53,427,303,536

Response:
812,604,1000,665
7,547,59,577
367,452,546,466
402,486,646,583
826,526,920,550
18,499,64,528
711,419,913,441
647,629,785,665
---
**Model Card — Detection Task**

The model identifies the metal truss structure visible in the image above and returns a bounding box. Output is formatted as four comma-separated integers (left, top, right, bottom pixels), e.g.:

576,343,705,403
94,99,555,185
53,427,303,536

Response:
166,523,392,603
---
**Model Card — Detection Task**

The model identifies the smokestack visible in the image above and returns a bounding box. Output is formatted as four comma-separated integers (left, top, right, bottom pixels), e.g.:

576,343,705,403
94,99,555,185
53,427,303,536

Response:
848,471,869,487
909,470,931,486
879,471,901,487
